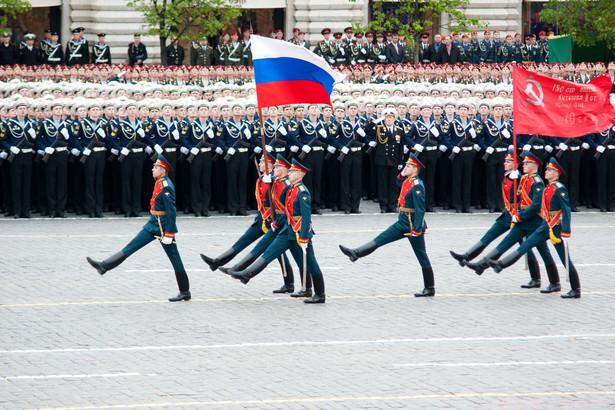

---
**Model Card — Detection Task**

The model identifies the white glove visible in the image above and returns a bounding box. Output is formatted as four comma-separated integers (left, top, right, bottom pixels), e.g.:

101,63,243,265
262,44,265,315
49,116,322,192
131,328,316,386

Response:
145,146,153,155
512,214,520,223
361,48,367,54
523,144,532,151
414,143,424,153
161,235,173,245
558,143,568,151
486,146,494,154
597,145,606,153
302,145,311,153
110,148,119,156
190,147,199,155
452,146,461,154
439,145,447,152
44,147,54,155
469,128,477,138
341,146,350,154
400,167,408,177
172,130,180,140
545,145,554,153
318,128,327,138
83,148,91,156
373,117,384,124
254,146,262,154
265,145,273,152
28,128,36,139
290,145,299,153
403,145,409,154
430,127,440,137
71,148,80,156
582,142,590,150
37,149,44,156
227,147,236,156
329,58,335,64
10,146,20,154
180,146,189,155
154,144,163,154
368,141,377,148
137,128,145,138
357,128,366,137
0,152,7,159
473,144,481,151
299,241,308,251
61,128,69,139
215,147,224,155
243,129,251,139
206,129,214,139
262,174,272,183
509,170,519,179
96,128,105,138
327,146,336,154
340,48,345,56
121,147,130,156
501,129,511,139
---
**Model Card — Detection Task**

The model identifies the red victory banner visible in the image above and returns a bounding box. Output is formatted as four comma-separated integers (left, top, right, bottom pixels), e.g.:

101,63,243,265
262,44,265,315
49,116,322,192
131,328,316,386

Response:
513,66,615,138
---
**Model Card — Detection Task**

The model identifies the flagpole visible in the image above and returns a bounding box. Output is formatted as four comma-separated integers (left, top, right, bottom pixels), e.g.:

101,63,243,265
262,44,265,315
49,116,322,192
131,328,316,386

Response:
513,130,518,216
258,107,275,224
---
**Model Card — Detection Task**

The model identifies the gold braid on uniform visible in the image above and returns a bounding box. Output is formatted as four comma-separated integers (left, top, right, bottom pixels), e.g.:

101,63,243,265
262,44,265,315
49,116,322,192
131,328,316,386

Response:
377,127,387,144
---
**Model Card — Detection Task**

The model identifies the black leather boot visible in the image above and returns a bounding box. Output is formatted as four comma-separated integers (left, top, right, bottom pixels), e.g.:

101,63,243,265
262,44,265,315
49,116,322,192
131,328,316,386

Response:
201,248,237,271
540,263,561,293
86,252,127,275
465,249,500,275
450,242,485,266
231,257,268,284
304,274,325,303
521,279,542,289
414,267,435,297
339,240,378,262
561,289,581,298
272,284,295,294
168,291,191,302
220,253,256,275
414,287,435,297
487,250,522,273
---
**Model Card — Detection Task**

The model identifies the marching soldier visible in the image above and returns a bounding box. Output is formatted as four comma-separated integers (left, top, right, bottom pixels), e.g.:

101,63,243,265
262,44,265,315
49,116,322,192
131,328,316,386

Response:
65,28,89,66
92,33,111,65
313,28,333,63
18,32,39,66
87,154,192,302
40,31,63,66
128,33,148,66
225,32,244,67
190,38,213,66
340,154,436,297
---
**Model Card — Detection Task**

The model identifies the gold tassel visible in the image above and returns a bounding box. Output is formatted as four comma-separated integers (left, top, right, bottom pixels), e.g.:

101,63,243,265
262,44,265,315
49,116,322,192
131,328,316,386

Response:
261,220,269,234
549,228,561,244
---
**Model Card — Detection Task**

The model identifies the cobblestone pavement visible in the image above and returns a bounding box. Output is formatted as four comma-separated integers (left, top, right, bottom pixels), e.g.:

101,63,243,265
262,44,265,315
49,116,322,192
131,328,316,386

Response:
1,202,615,409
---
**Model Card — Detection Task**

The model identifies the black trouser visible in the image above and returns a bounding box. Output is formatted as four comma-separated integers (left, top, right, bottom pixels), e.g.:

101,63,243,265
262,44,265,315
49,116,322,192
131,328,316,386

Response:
339,150,362,212
580,149,594,207
32,155,47,214
190,151,213,214
417,148,438,209
595,148,615,210
323,154,340,209
45,150,68,215
120,151,144,214
226,150,248,213
376,164,398,211
559,148,582,208
0,160,10,213
471,151,485,207
10,152,33,217
484,150,506,210
435,155,451,208
451,150,474,211
303,149,324,210
83,150,105,215
178,155,191,212
212,156,227,212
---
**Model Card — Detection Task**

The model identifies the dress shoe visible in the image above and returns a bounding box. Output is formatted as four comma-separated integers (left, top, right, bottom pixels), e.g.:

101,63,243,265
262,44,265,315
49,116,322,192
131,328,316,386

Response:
414,288,435,297
183,209,191,214
381,209,387,213
331,206,339,212
462,208,473,214
489,208,495,213
237,210,248,216
303,294,325,304
520,279,541,289
56,212,65,218
561,289,581,299
351,209,362,214
41,211,49,217
131,212,140,217
540,283,561,293
168,291,191,302
571,207,580,212
607,208,614,212
600,208,607,213
290,289,312,298
194,213,200,217
272,284,294,294
95,213,103,218
229,212,237,216
201,211,210,217
344,210,350,214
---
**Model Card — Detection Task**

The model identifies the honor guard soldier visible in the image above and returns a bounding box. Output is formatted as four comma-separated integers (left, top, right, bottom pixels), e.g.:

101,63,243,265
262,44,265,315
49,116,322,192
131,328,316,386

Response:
364,32,376,65
342,26,354,46
340,154,435,297
110,100,146,217
347,34,362,66
92,33,111,64
18,32,39,66
229,159,327,304
225,32,244,66
487,158,581,299
331,32,347,66
190,38,213,66
0,99,37,218
552,133,589,212
537,31,549,63
241,30,253,66
128,33,148,66
365,107,404,213
314,28,333,63
87,155,192,302
478,30,494,64
41,31,63,66
65,28,89,66
497,34,516,63
520,34,538,63
372,33,387,65
354,33,368,65
145,101,181,181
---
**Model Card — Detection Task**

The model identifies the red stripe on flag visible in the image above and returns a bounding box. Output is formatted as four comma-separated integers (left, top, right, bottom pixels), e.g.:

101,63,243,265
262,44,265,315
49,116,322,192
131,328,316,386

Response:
256,80,332,108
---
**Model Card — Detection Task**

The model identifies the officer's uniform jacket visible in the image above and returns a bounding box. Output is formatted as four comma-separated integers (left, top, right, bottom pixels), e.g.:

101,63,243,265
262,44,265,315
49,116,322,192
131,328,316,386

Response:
146,176,178,237
65,39,89,65
520,45,538,63
347,42,361,65
92,43,111,64
371,42,387,64
540,180,571,238
190,42,213,66
285,181,313,243
0,117,37,152
314,39,333,62
397,175,427,235
271,176,292,229
40,41,63,65
331,42,347,66
537,40,549,63
365,121,404,167
516,172,544,222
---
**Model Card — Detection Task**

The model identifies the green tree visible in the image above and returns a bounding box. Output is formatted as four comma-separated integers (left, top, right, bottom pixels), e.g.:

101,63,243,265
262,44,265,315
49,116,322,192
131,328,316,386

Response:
540,0,615,58
350,0,484,63
0,0,31,28
126,0,242,64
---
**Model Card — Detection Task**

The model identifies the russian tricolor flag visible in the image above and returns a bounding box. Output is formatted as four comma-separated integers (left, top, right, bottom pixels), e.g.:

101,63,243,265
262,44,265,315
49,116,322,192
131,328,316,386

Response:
251,35,345,108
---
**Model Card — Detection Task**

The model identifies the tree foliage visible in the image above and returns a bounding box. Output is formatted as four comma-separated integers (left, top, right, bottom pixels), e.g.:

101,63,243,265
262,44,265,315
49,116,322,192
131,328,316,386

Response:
349,0,484,63
0,0,32,28
127,0,242,64
540,0,615,56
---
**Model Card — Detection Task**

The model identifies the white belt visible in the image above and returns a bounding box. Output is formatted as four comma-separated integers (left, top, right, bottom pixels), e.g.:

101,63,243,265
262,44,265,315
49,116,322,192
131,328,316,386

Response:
92,147,106,152
200,147,212,152
568,146,580,151
350,147,362,152
461,146,473,151
132,148,144,153
424,146,438,151
532,145,544,149
21,148,33,153
275,148,286,152
607,145,615,149
237,148,248,153
312,146,323,151
55,147,67,152
227,57,241,62
71,54,82,57
495,147,507,152
49,57,61,61
165,147,177,152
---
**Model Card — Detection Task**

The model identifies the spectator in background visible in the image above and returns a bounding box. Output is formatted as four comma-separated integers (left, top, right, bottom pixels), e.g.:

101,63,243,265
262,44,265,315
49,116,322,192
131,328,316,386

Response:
128,33,147,66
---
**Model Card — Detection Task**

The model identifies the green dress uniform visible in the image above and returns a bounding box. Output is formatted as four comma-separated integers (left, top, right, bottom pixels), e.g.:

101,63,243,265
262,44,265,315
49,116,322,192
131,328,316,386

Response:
190,42,213,66
225,41,244,66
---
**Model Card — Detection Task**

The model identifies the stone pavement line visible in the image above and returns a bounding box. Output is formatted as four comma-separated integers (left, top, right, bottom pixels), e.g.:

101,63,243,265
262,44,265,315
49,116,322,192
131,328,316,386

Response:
393,360,615,367
2,373,141,380
3,333,614,354
34,390,615,410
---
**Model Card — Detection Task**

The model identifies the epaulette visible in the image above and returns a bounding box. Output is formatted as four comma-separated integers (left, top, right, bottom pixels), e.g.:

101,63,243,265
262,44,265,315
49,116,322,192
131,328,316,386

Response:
395,126,402,131
162,180,168,188
299,185,306,192
413,179,419,185
555,182,563,188
284,179,291,186
534,176,541,183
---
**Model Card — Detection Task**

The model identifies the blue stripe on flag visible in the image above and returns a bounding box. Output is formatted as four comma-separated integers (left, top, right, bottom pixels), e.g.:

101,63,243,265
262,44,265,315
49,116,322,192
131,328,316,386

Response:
253,57,336,95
